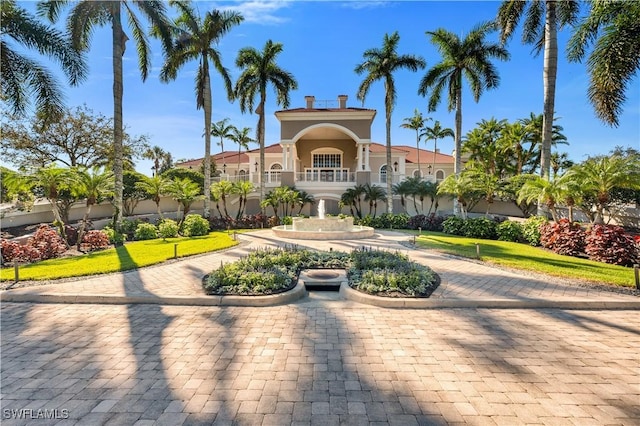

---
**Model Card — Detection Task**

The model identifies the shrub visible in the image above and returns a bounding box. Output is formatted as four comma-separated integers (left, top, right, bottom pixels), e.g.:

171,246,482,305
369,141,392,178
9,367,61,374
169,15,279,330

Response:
442,216,465,236
281,216,293,225
120,218,144,239
407,214,445,232
134,223,158,240
103,227,127,245
540,219,585,257
158,219,179,239
522,215,548,246
496,220,524,242
462,217,498,240
81,230,110,252
388,213,410,229
1,239,41,264
28,225,66,260
181,214,210,237
585,225,639,266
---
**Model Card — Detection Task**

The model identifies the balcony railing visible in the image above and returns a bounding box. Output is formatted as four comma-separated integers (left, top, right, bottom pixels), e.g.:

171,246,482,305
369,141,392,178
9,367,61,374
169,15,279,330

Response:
297,168,355,183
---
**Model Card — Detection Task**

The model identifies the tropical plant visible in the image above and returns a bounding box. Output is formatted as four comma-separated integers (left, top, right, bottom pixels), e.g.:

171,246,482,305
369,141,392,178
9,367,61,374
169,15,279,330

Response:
567,0,640,127
210,180,234,219
363,184,387,218
437,173,478,219
419,22,509,215
230,126,255,175
1,0,86,119
231,180,254,220
73,167,114,251
122,170,147,216
159,3,242,218
496,0,580,180
180,214,210,237
356,31,426,214
462,118,508,176
26,165,73,235
136,175,170,218
295,190,315,215
211,118,236,173
465,168,502,216
421,120,454,176
166,177,203,221
143,145,173,176
400,109,428,177
134,222,158,241
550,152,573,179
518,112,568,176
517,174,567,222
39,0,173,230
235,40,298,207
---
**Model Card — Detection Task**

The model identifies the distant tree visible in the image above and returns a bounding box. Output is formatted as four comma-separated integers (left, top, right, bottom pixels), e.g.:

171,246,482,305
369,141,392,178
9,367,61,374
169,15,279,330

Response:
230,126,255,175
73,167,114,250
161,168,204,191
356,32,426,213
1,106,149,170
462,118,508,176
143,145,173,176
419,22,509,215
400,109,428,177
496,0,580,180
211,118,235,170
235,40,298,208
1,0,86,119
122,170,147,216
567,0,640,127
421,120,454,176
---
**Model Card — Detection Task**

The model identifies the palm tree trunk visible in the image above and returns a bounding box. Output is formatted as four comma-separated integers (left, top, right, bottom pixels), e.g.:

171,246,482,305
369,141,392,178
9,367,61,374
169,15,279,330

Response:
258,93,266,214
541,0,557,182
77,203,93,251
203,63,212,218
111,5,124,232
453,84,463,216
416,131,421,178
432,137,438,178
385,86,393,214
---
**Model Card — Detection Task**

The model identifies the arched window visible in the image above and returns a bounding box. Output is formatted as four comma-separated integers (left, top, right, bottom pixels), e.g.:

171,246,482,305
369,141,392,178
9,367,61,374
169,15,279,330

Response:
238,169,247,181
413,170,422,179
436,170,445,181
380,164,388,183
269,163,282,183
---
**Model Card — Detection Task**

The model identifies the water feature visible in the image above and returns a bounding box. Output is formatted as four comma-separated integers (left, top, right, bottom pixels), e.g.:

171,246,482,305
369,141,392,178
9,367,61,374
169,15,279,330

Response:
272,199,374,240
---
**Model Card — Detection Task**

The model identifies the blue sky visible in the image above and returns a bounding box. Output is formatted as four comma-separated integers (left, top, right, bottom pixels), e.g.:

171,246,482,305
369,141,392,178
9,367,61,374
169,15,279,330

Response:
13,1,640,176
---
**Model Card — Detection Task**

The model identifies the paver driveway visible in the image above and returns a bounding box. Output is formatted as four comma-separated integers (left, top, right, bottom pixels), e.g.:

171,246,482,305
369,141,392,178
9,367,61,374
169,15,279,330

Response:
2,301,639,425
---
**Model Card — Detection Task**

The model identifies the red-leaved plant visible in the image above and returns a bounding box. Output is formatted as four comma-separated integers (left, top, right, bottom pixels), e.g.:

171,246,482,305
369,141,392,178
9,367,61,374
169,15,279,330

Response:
80,230,110,252
1,239,41,264
539,219,586,257
585,225,639,266
27,225,67,260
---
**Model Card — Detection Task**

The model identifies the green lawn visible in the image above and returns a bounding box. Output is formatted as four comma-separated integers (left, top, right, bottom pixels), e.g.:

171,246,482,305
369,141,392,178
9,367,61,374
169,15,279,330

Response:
413,231,634,287
1,232,238,281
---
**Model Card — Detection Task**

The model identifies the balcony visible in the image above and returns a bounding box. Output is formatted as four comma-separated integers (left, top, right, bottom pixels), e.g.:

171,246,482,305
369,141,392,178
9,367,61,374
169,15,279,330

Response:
299,168,354,183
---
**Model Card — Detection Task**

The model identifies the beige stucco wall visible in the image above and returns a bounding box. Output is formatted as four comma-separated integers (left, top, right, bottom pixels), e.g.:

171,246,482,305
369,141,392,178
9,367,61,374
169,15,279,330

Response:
280,119,372,140
295,139,358,171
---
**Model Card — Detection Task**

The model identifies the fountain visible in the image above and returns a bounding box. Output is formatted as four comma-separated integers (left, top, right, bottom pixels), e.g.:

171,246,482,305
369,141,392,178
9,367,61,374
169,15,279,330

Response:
272,199,374,240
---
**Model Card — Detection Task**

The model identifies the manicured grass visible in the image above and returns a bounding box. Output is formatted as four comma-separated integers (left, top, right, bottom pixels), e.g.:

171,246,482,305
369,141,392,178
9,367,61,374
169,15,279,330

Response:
1,232,238,281
414,231,634,287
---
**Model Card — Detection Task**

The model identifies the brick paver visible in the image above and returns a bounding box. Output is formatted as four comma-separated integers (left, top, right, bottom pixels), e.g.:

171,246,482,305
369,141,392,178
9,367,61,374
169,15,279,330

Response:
1,303,638,425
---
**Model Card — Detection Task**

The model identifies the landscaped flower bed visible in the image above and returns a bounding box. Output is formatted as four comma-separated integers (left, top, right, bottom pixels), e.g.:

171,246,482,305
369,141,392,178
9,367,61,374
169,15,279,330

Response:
203,247,438,297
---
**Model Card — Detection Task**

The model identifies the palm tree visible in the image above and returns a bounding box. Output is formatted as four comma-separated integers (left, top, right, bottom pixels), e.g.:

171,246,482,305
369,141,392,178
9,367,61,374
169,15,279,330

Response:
356,32,426,214
1,0,86,119
159,4,242,219
136,175,169,218
231,180,254,220
210,180,234,220
517,174,567,222
73,167,114,250
210,118,236,175
419,22,509,216
39,0,172,231
400,109,428,178
565,155,640,224
518,112,568,176
462,118,508,176
230,126,255,176
567,0,640,127
296,190,315,215
143,145,171,177
26,165,73,237
363,184,387,218
421,120,454,177
437,173,476,219
550,152,573,179
166,177,203,222
235,40,298,208
496,0,580,180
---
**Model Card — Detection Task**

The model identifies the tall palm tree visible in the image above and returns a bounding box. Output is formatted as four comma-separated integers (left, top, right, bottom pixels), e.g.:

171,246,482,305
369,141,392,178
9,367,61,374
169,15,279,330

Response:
355,32,426,214
159,4,242,218
400,109,428,178
1,0,86,119
39,0,172,231
421,120,454,176
235,40,298,208
496,0,580,180
567,0,640,127
419,22,509,215
143,145,171,176
210,118,236,176
73,167,114,250
230,126,255,176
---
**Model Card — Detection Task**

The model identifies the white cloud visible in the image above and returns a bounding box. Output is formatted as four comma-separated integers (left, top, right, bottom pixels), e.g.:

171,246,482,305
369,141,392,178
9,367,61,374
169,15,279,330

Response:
216,1,291,25
339,0,391,10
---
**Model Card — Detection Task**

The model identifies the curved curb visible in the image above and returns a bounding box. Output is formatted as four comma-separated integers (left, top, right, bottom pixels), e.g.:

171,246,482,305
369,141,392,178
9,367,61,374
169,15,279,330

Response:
0,282,307,307
340,284,640,310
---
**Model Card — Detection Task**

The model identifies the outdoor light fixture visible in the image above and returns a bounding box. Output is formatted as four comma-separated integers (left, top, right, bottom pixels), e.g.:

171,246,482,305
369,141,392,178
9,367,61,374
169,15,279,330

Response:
393,161,398,172
254,161,258,172
428,165,432,174
223,163,226,173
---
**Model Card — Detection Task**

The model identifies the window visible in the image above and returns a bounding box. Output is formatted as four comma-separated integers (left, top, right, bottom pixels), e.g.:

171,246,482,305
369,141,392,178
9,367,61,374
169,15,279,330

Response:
380,164,388,183
436,170,444,181
312,153,341,168
413,170,422,178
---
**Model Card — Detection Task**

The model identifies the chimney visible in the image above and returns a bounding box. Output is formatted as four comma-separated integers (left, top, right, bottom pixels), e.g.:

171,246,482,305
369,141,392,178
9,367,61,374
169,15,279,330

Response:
338,95,348,109
305,96,315,109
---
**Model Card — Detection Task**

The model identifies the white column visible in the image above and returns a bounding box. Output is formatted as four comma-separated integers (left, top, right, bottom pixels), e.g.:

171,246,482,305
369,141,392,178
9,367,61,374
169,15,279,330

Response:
357,144,364,171
364,143,370,171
